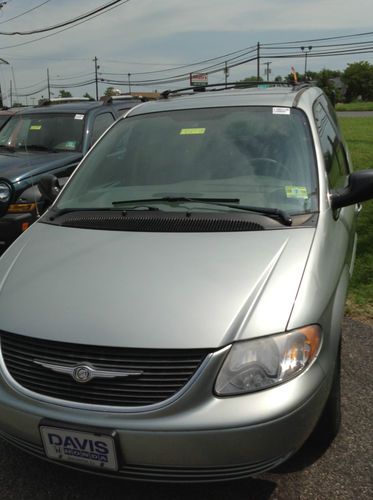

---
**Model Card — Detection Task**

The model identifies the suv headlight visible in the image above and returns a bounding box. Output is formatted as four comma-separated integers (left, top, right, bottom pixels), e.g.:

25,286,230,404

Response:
0,182,11,203
215,325,321,395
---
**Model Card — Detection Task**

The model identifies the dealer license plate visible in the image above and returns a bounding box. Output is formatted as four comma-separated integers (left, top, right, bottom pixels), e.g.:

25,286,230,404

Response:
40,426,118,471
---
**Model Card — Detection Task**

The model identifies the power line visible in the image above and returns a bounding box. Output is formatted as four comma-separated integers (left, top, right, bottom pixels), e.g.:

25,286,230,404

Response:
0,0,131,49
16,78,47,90
51,71,94,81
262,30,373,46
12,29,373,98
262,40,373,50
0,0,130,35
108,45,258,76
0,0,52,26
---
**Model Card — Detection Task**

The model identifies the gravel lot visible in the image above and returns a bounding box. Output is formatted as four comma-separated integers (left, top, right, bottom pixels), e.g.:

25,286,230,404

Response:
0,317,371,500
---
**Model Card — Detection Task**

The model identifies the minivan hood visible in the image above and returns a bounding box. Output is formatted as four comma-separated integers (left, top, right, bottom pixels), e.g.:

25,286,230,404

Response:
0,151,82,182
0,223,315,349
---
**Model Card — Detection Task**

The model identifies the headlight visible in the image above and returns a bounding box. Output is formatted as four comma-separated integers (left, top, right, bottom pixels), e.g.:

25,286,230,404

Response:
0,182,11,203
215,325,321,395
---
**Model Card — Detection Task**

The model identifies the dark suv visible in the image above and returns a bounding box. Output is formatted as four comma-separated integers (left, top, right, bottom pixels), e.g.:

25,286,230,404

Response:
0,97,142,252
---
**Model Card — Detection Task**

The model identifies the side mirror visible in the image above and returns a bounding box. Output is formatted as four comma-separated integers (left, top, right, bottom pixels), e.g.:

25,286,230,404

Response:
38,174,61,206
331,170,373,210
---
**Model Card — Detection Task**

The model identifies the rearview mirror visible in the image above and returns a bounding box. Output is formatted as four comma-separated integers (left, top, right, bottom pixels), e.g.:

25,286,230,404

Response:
330,170,373,209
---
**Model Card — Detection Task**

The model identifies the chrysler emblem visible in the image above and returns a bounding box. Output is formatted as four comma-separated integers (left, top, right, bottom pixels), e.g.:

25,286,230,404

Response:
72,365,92,383
33,360,143,383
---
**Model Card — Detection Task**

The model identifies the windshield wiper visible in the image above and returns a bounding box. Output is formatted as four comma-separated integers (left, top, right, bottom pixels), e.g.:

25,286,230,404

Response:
112,197,240,206
112,196,292,226
49,206,160,220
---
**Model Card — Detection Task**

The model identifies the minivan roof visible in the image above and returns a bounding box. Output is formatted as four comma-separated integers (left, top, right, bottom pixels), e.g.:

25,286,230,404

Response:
127,85,323,116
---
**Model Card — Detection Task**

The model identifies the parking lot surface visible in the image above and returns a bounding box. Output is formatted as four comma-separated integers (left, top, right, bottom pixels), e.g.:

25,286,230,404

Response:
0,317,371,500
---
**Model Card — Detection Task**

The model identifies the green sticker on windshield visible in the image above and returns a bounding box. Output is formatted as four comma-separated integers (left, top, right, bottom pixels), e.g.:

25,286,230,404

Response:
285,186,308,199
180,128,206,135
30,125,42,130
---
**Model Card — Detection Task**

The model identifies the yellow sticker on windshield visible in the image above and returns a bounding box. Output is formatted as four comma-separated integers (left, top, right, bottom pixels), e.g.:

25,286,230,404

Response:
285,186,308,199
30,125,42,130
180,128,206,135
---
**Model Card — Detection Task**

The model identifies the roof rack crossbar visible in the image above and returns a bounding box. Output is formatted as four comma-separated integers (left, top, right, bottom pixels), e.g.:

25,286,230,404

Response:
161,81,312,98
38,97,95,106
100,95,149,104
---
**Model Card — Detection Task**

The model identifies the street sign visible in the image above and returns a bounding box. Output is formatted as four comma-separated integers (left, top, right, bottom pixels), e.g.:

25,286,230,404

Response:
190,73,208,86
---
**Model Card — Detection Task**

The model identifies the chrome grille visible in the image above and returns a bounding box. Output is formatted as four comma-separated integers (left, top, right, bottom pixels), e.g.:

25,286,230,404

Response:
0,332,211,407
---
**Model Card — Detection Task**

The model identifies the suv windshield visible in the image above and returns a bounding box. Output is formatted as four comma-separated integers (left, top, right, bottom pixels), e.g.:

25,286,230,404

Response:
56,106,318,215
0,113,85,152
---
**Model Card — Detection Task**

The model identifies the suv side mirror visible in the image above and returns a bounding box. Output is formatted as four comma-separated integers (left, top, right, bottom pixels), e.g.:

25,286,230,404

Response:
38,174,61,206
330,170,373,210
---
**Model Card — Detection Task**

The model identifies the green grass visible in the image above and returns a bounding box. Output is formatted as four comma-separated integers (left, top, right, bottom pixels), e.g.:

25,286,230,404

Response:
336,101,373,112
339,117,373,324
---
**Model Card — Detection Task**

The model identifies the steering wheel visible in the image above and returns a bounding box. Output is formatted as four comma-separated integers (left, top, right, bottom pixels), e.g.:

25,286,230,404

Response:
249,157,292,180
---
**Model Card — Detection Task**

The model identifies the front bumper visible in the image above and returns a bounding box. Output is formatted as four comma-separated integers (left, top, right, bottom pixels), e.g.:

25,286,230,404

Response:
0,212,36,253
0,350,331,482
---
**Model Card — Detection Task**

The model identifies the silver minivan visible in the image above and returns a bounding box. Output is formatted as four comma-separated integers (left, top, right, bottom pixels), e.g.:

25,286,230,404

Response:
0,84,372,482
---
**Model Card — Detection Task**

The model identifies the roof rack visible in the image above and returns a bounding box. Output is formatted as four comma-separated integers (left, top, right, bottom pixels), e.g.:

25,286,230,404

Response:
161,81,313,98
100,95,148,104
38,97,95,106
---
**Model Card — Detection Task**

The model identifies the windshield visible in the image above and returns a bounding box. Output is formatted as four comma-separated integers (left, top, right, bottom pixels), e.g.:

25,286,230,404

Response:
0,112,85,152
56,106,318,215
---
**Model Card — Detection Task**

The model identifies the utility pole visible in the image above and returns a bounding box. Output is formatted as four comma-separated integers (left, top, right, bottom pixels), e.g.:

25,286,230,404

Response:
263,61,272,82
256,42,260,80
224,61,229,88
301,46,312,78
0,57,9,107
11,66,18,104
128,73,131,94
9,79,12,107
93,56,99,100
47,68,51,100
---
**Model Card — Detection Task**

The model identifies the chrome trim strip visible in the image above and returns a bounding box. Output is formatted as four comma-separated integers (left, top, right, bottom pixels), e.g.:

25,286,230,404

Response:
0,338,228,413
33,360,143,383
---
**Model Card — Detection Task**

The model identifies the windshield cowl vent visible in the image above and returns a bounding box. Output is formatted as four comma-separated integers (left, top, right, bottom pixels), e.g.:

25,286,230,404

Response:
59,214,264,232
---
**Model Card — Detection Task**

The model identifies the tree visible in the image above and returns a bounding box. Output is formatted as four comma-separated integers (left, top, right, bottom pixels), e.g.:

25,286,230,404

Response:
235,76,263,88
315,69,341,102
83,92,94,100
104,86,121,96
59,89,72,98
342,61,373,101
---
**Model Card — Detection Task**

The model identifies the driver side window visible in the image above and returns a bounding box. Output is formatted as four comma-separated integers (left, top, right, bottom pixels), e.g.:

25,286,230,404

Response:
313,100,348,189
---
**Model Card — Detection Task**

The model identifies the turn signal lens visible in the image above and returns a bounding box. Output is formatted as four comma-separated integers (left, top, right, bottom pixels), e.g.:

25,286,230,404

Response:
7,203,36,213
215,325,321,395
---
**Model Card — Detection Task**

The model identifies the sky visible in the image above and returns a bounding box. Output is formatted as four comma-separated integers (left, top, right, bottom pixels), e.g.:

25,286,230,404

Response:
0,0,373,104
